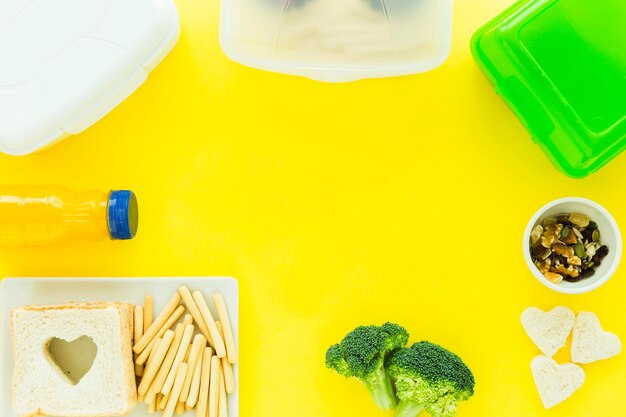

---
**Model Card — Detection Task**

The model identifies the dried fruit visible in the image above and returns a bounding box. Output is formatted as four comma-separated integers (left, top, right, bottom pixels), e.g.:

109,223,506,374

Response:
545,272,564,284
536,259,551,274
530,212,606,284
532,245,551,260
569,213,591,228
552,242,575,258
531,225,543,246
543,217,557,227
562,228,578,245
568,256,582,266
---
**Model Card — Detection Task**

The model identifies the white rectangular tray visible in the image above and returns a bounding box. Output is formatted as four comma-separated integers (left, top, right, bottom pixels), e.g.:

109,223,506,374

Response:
0,277,239,417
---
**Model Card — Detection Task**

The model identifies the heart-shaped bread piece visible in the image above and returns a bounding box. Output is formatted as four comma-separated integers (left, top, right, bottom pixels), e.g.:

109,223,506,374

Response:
571,312,622,364
521,306,575,357
47,336,98,385
531,355,585,409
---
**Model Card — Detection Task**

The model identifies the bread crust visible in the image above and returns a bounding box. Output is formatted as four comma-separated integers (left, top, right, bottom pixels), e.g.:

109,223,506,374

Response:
10,302,138,417
15,301,129,312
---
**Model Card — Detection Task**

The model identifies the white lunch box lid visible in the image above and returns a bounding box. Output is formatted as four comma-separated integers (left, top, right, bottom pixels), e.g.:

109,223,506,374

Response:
0,0,180,156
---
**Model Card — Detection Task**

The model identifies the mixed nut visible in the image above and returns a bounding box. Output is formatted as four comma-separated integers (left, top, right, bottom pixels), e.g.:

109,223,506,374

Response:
530,213,609,284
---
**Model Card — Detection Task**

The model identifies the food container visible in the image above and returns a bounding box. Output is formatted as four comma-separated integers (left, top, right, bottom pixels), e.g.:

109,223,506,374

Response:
523,197,622,294
0,0,180,156
219,0,453,82
471,0,626,178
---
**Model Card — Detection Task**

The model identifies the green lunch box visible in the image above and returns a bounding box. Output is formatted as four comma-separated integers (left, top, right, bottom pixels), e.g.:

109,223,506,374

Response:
471,0,626,178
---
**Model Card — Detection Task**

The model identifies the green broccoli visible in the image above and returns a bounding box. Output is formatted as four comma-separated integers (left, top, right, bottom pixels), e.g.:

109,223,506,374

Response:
387,341,475,417
325,322,409,410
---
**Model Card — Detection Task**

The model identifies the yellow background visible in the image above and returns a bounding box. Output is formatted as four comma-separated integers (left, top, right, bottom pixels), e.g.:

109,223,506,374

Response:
1,0,626,416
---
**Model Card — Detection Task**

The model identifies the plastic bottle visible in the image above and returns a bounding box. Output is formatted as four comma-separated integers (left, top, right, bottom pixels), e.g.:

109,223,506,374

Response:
0,186,138,246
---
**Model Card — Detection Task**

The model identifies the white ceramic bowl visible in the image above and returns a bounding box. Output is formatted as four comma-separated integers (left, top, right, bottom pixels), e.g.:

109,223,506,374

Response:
523,197,622,294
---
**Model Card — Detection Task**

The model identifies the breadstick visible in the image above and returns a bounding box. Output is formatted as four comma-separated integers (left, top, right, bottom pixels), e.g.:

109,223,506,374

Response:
145,337,162,368
144,387,158,406
179,285,213,344
196,348,213,417
159,392,169,410
215,321,236,394
134,292,181,354
134,306,145,376
186,346,205,408
147,323,187,397
219,367,228,417
138,330,175,396
209,356,221,417
184,313,193,326
213,293,237,363
136,305,185,365
148,400,157,414
180,334,206,402
143,295,155,391
163,363,189,417
175,401,185,415
193,291,226,357
138,393,145,403
144,295,154,333
161,324,194,395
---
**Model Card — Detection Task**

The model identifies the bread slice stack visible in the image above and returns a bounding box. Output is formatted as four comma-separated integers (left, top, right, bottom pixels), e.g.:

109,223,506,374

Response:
521,306,621,409
11,302,137,417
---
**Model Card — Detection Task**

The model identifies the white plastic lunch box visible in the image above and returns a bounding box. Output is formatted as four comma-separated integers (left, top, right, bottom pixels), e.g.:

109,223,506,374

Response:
0,0,180,156
219,0,453,82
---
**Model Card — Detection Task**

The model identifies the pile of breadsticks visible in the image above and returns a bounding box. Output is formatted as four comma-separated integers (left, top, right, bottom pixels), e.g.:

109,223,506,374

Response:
132,285,237,417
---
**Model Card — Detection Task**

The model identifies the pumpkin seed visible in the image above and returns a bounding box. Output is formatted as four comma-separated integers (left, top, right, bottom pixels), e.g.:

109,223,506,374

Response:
574,242,586,258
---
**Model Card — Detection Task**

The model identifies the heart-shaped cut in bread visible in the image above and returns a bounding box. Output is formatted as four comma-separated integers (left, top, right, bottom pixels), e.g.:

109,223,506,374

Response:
47,336,98,385
521,306,575,357
571,312,622,364
531,355,585,409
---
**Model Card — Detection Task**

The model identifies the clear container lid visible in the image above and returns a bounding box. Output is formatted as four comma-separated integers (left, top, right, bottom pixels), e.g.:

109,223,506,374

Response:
472,0,626,178
220,0,453,82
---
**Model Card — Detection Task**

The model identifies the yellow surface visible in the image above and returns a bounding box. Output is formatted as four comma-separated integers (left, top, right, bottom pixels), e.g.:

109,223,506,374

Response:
1,1,626,416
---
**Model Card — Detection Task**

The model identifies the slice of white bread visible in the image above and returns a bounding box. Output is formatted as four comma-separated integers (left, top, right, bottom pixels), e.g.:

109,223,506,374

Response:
10,302,137,417
531,355,585,409
571,312,622,364
521,306,575,357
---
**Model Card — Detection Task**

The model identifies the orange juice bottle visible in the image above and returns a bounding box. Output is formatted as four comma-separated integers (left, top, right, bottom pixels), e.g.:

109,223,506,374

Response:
0,186,138,246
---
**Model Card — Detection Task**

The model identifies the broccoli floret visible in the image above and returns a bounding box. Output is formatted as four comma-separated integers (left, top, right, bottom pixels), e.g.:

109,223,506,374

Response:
325,323,409,410
387,341,475,417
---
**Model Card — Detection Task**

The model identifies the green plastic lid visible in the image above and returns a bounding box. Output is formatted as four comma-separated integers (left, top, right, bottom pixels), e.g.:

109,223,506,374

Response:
471,0,626,178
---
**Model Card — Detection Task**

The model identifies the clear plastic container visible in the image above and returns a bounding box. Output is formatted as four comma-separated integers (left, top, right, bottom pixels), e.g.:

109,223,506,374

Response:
220,0,453,82
471,0,626,178
0,186,138,246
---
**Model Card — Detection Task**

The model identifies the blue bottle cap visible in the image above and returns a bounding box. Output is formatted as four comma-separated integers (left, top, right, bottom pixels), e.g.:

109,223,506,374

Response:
107,190,138,240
